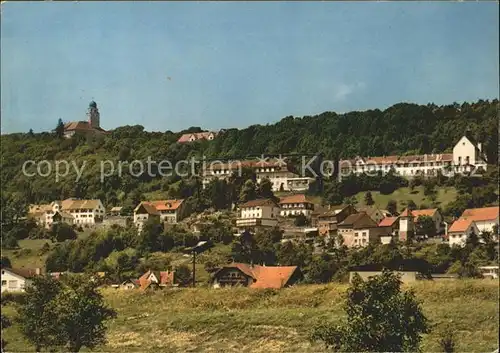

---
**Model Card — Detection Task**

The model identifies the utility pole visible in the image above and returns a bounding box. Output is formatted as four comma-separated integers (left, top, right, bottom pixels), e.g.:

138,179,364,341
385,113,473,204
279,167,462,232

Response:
192,249,196,288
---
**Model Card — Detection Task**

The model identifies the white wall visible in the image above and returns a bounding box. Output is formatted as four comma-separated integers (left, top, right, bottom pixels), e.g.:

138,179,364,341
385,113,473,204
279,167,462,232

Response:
1,270,29,293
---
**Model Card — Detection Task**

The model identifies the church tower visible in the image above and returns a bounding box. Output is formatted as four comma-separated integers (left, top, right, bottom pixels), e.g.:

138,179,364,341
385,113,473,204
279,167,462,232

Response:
87,101,100,129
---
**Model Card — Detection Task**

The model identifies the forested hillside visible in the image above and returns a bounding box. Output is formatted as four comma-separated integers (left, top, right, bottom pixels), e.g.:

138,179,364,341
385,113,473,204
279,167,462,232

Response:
1,99,498,210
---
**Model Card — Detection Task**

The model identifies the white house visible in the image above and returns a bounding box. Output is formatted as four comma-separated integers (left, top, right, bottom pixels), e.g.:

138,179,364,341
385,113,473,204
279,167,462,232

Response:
460,206,499,233
133,199,185,232
236,198,280,232
133,202,161,233
339,135,488,180
202,159,314,192
279,194,315,217
29,199,105,228
1,268,41,293
448,218,481,247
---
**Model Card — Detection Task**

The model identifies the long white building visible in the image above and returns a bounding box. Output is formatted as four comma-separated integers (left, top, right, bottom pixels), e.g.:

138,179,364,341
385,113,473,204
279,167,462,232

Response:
202,159,314,192
339,135,487,180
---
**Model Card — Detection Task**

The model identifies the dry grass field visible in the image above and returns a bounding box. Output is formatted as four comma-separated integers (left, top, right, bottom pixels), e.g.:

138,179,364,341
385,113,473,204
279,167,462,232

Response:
2,279,498,352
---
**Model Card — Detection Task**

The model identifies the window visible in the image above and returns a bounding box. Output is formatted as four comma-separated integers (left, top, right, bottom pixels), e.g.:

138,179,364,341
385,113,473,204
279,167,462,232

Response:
1,280,6,286
8,280,17,289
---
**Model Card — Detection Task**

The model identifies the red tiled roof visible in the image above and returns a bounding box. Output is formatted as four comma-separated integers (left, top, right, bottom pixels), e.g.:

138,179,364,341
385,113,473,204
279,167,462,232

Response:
400,208,413,217
279,194,311,205
412,209,439,218
64,121,107,133
134,202,160,215
339,153,454,167
138,270,175,290
461,206,499,222
378,216,398,227
206,159,287,171
448,218,474,233
215,263,299,289
240,198,278,208
147,199,184,211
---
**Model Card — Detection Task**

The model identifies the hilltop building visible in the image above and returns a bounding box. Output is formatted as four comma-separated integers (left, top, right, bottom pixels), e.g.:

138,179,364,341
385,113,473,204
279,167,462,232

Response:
235,198,280,232
339,135,487,180
177,131,221,143
63,101,108,138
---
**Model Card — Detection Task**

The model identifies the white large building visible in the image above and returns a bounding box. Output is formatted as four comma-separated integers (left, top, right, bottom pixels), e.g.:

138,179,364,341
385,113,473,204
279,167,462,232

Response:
28,199,105,227
202,159,314,192
339,135,487,180
1,268,40,293
448,206,499,247
235,198,280,232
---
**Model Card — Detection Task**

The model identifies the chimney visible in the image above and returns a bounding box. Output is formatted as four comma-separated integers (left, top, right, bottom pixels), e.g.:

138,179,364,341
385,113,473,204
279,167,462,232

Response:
35,268,41,275
477,143,482,152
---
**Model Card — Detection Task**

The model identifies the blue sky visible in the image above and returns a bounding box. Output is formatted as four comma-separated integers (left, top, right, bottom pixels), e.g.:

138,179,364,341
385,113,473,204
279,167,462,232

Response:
1,2,498,134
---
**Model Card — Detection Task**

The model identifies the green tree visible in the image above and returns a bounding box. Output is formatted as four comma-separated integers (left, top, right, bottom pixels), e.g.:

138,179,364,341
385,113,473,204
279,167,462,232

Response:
55,118,65,138
257,177,275,200
49,275,116,352
175,264,192,286
364,191,374,206
294,213,309,227
438,329,456,353
18,275,63,351
50,223,77,242
311,270,430,352
0,256,11,268
415,215,436,238
386,199,397,215
407,200,417,211
239,179,257,203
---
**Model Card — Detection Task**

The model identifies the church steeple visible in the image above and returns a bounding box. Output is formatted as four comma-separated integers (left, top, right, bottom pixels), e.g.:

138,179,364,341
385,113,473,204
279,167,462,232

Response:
87,101,100,128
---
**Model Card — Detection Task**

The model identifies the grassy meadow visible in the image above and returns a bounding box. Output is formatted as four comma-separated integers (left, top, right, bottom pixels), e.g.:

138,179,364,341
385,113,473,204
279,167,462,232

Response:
3,280,498,352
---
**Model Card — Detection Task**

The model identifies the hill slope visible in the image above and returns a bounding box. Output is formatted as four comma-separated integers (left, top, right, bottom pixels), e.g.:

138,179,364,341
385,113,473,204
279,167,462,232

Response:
3,280,498,352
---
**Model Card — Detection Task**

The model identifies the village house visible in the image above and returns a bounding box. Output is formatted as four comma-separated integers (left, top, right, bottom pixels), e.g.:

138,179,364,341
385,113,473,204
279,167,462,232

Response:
28,199,105,228
138,270,176,290
109,206,123,216
211,263,302,289
63,101,108,139
133,202,160,232
133,199,185,232
356,206,391,224
202,159,314,192
317,204,357,239
338,212,390,247
339,135,488,180
236,198,280,232
1,268,41,293
177,131,220,143
111,279,140,290
447,206,499,247
279,194,315,218
378,216,400,242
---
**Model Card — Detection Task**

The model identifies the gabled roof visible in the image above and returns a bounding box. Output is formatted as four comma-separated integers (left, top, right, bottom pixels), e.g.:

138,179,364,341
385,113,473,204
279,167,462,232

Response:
64,121,107,133
400,208,413,217
412,208,439,218
379,216,399,227
448,218,474,233
177,131,217,143
461,206,499,222
134,202,160,215
61,199,102,210
339,212,378,229
205,159,288,172
110,206,123,212
147,199,184,211
54,211,74,219
279,194,311,205
240,198,278,208
212,263,299,289
138,270,175,290
339,153,454,167
318,204,352,218
2,267,39,279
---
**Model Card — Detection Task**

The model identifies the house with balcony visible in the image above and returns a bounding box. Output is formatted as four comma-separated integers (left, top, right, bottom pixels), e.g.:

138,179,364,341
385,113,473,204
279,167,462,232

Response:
279,194,315,218
235,198,280,232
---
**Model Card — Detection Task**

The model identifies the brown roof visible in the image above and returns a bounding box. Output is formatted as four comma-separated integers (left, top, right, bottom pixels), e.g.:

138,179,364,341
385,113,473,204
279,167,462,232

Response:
205,159,288,172
240,198,278,208
61,199,102,210
214,263,299,289
461,206,499,221
378,216,398,227
3,267,39,279
177,131,217,143
318,204,351,218
339,212,378,229
134,202,160,215
64,121,107,133
279,194,311,205
340,153,453,167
